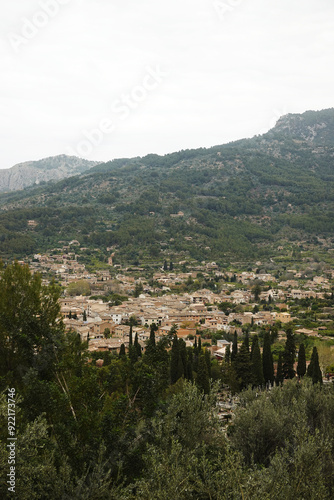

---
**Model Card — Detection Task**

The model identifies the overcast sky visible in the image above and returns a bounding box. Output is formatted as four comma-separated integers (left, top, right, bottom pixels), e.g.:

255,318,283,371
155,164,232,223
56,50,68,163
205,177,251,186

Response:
1,0,334,169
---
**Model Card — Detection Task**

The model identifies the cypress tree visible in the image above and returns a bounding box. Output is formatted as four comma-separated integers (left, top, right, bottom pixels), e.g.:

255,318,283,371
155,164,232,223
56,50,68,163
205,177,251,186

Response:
244,332,250,353
134,332,142,357
276,352,284,386
225,344,231,364
262,331,274,385
119,343,126,358
171,334,181,384
129,325,137,363
307,346,323,384
186,359,193,381
185,346,193,381
297,343,306,378
198,336,202,353
179,339,187,375
235,338,252,390
149,323,157,346
83,310,87,322
231,331,238,362
282,328,296,379
163,260,168,271
193,338,199,373
251,335,264,387
145,324,157,360
196,354,210,394
205,348,211,378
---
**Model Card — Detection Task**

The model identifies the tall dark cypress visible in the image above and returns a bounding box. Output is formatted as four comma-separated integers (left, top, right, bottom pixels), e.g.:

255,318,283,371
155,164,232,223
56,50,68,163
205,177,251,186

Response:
186,346,193,381
145,323,157,360
244,332,250,353
231,331,238,362
262,331,274,385
225,344,231,364
179,339,187,376
129,325,133,346
282,328,296,379
205,348,211,378
196,354,210,394
307,346,323,384
119,343,126,358
235,338,252,390
171,334,181,384
276,352,284,386
149,323,157,347
297,343,306,378
134,332,142,357
251,335,264,387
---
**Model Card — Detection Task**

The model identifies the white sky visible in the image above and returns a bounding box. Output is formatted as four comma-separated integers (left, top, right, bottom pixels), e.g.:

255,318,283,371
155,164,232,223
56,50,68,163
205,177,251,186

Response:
1,0,334,168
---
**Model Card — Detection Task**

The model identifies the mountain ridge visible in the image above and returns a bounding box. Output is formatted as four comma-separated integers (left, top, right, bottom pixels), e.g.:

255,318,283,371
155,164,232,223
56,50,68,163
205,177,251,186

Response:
0,154,99,193
0,107,333,265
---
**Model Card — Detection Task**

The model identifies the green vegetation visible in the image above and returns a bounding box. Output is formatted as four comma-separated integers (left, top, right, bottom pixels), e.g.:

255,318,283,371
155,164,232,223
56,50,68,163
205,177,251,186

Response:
1,263,334,498
1,109,334,266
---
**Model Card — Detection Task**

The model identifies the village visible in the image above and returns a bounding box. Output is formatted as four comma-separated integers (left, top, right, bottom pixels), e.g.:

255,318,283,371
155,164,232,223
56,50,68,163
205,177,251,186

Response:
20,243,334,360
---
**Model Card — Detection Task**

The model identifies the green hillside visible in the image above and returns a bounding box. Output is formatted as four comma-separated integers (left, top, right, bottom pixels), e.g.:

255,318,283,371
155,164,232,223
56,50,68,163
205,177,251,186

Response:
1,108,334,266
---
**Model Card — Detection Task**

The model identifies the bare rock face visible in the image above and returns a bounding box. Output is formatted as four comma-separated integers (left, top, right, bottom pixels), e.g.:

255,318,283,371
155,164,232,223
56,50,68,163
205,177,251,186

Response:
269,108,334,146
0,155,98,192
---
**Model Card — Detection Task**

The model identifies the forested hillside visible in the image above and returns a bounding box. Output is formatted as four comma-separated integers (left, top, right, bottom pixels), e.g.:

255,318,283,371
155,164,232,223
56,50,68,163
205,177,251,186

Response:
0,108,334,265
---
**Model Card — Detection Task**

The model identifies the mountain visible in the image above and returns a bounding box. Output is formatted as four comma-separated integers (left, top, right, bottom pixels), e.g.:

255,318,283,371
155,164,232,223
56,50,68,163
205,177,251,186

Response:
0,155,98,192
0,108,334,266
267,108,334,146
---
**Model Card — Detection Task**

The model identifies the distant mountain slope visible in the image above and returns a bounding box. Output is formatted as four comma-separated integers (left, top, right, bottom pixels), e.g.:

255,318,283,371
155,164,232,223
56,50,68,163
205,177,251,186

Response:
0,108,333,264
0,155,98,192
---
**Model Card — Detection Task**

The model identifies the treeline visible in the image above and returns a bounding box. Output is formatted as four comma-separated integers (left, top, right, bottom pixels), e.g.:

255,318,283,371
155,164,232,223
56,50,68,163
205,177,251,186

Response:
222,329,322,393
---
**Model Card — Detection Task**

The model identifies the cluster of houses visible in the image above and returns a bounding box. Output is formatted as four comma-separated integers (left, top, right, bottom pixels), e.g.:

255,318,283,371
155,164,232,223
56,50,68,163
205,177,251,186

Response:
20,246,334,356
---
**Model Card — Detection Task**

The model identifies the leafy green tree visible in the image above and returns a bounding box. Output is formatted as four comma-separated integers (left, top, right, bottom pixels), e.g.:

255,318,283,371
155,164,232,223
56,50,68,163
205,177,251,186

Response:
67,279,91,296
134,282,143,298
283,328,296,379
252,283,262,302
262,332,274,385
297,343,306,378
103,328,110,339
307,346,323,384
0,262,64,387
